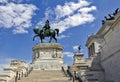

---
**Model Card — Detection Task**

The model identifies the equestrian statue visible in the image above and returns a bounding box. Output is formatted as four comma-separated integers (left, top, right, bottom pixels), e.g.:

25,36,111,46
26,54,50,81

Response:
33,20,59,43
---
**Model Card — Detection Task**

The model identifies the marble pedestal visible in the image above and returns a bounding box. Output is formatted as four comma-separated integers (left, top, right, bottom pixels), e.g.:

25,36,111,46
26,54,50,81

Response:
30,43,67,70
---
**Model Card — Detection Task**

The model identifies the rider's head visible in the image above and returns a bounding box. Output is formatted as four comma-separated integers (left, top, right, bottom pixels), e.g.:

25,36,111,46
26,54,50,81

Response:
45,20,49,26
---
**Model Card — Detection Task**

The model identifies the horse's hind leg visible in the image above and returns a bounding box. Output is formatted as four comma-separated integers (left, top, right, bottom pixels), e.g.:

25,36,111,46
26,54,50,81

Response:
49,37,52,43
40,36,43,43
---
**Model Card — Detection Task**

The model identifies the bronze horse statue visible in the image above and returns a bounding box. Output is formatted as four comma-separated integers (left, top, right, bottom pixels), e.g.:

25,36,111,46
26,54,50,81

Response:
33,27,59,43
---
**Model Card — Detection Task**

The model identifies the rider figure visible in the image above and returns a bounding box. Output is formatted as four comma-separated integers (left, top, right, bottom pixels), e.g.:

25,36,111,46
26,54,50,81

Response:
43,20,51,35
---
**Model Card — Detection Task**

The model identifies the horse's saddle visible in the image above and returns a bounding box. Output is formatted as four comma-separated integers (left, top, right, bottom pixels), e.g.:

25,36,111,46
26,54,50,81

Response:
43,29,50,36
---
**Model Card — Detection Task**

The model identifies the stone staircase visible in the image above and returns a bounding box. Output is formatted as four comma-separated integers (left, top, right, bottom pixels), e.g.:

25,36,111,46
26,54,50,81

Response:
17,70,71,82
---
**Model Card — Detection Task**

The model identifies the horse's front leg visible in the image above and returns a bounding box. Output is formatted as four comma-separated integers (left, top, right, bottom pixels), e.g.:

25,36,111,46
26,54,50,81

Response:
55,37,57,43
53,36,57,43
40,36,43,43
33,35,38,41
49,37,52,43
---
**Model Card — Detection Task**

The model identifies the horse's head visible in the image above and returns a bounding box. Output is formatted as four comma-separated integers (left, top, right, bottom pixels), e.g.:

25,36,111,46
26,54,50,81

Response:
33,28,41,34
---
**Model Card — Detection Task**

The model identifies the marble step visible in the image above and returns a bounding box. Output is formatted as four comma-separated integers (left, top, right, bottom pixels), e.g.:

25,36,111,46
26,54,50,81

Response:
17,70,71,82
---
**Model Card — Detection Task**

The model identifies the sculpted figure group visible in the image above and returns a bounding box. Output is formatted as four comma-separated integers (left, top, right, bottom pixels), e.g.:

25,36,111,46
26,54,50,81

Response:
33,20,59,43
102,8,120,24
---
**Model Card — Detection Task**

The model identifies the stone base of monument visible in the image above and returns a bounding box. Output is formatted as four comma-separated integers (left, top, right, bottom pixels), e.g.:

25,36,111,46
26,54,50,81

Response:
31,59,66,70
29,43,67,70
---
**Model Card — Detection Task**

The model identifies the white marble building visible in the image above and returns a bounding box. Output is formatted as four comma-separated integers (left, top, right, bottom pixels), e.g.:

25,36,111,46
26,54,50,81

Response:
86,10,120,82
0,60,27,82
98,12,120,82
71,9,120,82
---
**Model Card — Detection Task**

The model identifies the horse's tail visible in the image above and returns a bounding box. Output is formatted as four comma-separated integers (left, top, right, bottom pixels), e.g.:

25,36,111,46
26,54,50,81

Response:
55,29,59,36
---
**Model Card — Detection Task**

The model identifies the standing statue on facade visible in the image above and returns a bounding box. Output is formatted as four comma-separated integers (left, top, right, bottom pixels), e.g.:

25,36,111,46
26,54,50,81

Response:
33,20,59,43
113,8,119,15
78,46,81,53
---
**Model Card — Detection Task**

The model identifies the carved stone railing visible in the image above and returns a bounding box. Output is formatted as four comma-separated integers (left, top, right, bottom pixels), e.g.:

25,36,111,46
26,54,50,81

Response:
76,73,83,82
13,67,33,82
61,66,67,77
64,66,83,82
67,69,75,82
27,67,33,77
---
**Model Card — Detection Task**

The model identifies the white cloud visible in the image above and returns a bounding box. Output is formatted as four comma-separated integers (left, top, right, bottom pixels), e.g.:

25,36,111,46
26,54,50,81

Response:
38,0,96,34
0,0,7,3
73,45,79,51
55,0,90,19
0,67,3,73
63,52,74,58
0,64,9,73
58,34,70,39
51,12,95,33
0,2,37,34
78,6,96,14
11,0,23,3
0,58,12,73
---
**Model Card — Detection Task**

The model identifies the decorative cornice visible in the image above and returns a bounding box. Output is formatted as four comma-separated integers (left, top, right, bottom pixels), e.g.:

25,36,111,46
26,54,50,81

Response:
97,12,120,37
86,12,120,47
86,35,103,46
0,79,7,81
0,74,10,77
32,43,63,51
97,20,114,35
3,68,15,72
111,16,120,30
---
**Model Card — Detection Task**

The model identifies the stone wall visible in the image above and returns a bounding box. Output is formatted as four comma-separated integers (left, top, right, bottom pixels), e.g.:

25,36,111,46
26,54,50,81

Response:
100,19,120,82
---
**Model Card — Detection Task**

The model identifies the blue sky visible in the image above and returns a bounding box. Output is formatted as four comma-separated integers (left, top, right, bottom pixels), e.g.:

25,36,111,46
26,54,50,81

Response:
0,0,120,72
